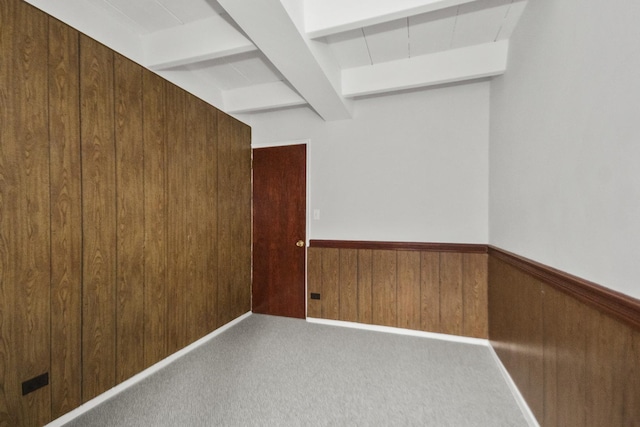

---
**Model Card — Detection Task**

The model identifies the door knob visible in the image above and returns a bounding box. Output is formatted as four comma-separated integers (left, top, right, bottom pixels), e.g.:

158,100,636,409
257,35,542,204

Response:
296,240,305,247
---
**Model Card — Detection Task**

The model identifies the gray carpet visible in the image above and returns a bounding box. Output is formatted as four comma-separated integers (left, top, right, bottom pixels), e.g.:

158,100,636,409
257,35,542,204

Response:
63,314,528,426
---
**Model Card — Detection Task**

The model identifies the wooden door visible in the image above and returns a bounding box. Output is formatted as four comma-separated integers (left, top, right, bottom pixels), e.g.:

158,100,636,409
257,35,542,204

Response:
252,144,306,318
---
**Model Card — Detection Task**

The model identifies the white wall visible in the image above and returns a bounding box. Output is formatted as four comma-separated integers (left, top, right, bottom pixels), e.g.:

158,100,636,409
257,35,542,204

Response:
245,82,490,244
490,0,640,298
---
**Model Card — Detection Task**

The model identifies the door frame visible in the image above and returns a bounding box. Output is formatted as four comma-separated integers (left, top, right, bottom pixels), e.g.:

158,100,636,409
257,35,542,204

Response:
252,138,311,317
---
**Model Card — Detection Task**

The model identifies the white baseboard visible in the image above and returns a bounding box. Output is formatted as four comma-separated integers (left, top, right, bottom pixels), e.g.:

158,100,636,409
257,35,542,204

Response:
46,311,252,427
307,317,539,426
487,345,540,427
306,317,490,346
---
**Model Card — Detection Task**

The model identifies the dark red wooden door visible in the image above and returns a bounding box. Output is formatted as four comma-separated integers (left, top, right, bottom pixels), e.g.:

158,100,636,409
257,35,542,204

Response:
252,144,306,318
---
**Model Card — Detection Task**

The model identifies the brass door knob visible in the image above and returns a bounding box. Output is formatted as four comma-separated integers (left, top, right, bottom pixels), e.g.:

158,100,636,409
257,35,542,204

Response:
296,240,305,247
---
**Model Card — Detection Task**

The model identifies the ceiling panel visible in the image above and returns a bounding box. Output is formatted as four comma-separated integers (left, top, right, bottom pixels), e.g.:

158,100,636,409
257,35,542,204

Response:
363,18,410,65
186,52,282,91
409,7,458,56
229,54,284,85
451,0,513,48
105,0,181,34
189,62,249,91
156,0,223,24
325,29,371,69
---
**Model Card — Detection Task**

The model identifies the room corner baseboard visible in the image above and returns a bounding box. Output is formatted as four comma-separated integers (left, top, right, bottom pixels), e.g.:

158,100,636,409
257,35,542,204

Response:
45,312,252,427
306,317,489,346
487,345,540,427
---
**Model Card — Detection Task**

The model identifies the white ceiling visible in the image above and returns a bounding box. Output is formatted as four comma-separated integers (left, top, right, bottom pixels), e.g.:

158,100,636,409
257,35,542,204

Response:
26,0,527,121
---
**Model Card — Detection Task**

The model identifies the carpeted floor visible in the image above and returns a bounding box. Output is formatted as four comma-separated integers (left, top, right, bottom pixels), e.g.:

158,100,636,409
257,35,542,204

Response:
62,314,529,426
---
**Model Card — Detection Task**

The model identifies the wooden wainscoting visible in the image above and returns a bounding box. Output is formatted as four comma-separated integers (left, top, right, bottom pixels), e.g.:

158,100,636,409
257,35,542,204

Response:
308,241,488,339
0,2,252,424
489,247,640,426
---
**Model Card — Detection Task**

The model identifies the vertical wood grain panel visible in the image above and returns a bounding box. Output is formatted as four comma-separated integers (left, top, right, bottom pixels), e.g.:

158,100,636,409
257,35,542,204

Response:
0,2,51,424
584,312,628,427
182,94,204,345
321,248,340,320
0,2,16,421
462,253,487,338
543,286,587,427
420,252,440,333
49,17,82,419
372,250,397,326
488,256,545,424
339,249,358,322
165,83,187,354
439,253,462,335
204,104,219,333
114,54,145,383
80,34,117,402
142,70,167,367
622,328,640,424
492,253,640,426
16,5,51,424
217,111,251,326
183,94,202,343
357,250,373,323
397,251,421,330
307,248,322,318
542,287,560,427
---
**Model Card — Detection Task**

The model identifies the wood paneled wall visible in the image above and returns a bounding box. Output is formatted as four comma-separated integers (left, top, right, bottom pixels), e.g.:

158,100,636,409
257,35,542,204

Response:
307,241,488,339
0,1,251,425
489,249,640,426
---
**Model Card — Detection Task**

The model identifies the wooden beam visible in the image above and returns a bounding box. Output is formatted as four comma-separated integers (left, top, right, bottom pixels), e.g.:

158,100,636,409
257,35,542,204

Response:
218,0,352,121
342,40,508,97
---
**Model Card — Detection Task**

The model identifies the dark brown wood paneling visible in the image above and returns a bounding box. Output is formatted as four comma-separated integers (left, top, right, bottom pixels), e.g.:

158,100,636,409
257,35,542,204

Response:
165,83,187,354
0,2,16,422
184,95,207,342
357,249,373,323
489,256,544,421
142,70,168,367
321,248,340,320
204,104,219,333
439,253,462,336
489,246,640,330
372,250,397,326
420,252,440,333
397,251,421,330
114,54,145,383
216,111,251,326
80,34,117,402
0,1,51,424
307,248,323,318
543,286,587,427
490,246,640,425
1,2,253,421
310,240,487,253
49,17,82,419
462,253,487,338
307,243,488,339
339,249,358,322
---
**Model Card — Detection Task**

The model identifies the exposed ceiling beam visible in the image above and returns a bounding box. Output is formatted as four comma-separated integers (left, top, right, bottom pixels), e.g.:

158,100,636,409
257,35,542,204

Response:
142,15,257,70
342,40,508,97
218,0,353,121
305,0,477,39
224,81,306,114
